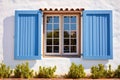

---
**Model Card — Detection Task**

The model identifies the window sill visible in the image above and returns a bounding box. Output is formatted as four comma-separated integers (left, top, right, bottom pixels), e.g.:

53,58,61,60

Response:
43,55,80,58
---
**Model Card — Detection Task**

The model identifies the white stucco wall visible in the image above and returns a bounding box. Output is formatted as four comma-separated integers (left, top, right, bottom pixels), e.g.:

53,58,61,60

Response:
0,0,120,75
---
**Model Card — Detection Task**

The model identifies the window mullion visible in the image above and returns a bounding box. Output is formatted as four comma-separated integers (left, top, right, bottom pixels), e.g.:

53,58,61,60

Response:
60,14,63,55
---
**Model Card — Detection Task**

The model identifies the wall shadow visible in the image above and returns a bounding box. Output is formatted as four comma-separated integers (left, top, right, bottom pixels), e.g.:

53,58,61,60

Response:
3,16,36,69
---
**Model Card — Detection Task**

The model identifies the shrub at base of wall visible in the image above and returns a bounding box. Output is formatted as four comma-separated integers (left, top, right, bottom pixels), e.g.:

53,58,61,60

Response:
0,62,120,79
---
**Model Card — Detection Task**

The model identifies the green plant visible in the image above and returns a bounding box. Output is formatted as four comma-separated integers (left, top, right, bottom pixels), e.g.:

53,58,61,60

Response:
14,62,34,78
36,66,56,78
114,65,120,78
91,64,106,79
106,65,114,78
0,63,12,78
67,63,86,78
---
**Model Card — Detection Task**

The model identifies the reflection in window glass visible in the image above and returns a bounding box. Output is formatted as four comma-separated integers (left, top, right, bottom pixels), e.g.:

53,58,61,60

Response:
47,16,52,23
54,39,59,45
53,31,59,38
71,31,76,38
71,46,76,52
46,16,59,53
64,24,69,30
71,39,76,45
47,31,52,38
47,39,52,45
71,16,76,23
64,31,69,38
54,16,59,23
64,39,69,45
71,24,76,30
47,46,52,52
63,16,77,53
54,46,59,52
47,24,52,30
64,16,69,23
53,24,59,30
64,46,69,53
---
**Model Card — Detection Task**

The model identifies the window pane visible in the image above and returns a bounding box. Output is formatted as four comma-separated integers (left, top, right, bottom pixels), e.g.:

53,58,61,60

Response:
47,31,52,38
71,31,76,38
47,16,52,23
71,24,76,30
47,46,52,53
53,46,59,53
64,16,69,23
54,39,59,45
54,16,59,23
71,46,76,52
64,39,69,45
71,16,76,23
47,39,52,45
71,39,76,45
64,31,69,38
53,31,59,38
53,24,59,30
47,24,52,30
64,24,69,30
64,46,69,53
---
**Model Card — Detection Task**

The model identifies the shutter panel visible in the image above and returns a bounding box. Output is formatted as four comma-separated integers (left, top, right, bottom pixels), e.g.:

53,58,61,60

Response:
14,10,42,60
83,10,113,59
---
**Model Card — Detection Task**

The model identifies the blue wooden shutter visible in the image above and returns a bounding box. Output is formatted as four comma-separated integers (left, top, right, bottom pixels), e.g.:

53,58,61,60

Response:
83,10,113,59
14,10,42,60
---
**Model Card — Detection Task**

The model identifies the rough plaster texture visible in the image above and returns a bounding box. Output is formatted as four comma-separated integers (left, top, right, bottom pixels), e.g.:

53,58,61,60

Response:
0,0,120,75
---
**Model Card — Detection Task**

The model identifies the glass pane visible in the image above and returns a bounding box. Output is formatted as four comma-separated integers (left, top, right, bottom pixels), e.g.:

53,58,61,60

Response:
53,46,59,53
53,31,59,38
47,24,52,30
71,24,76,30
64,39,69,45
64,31,69,38
71,16,76,23
47,46,52,53
47,16,52,23
54,16,59,23
47,39,52,45
53,24,59,30
47,31,52,38
64,46,69,53
71,31,76,38
71,39,76,45
54,39,59,45
64,16,69,23
64,24,69,30
71,46,76,52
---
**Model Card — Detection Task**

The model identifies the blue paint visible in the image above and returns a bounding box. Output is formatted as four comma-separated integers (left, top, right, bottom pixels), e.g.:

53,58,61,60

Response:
83,10,113,60
14,10,42,60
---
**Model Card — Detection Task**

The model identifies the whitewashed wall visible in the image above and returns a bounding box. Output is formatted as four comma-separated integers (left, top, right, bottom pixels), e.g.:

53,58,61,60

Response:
0,0,120,75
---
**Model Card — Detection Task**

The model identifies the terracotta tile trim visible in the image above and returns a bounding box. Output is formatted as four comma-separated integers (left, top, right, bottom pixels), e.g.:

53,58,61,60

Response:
39,8,84,12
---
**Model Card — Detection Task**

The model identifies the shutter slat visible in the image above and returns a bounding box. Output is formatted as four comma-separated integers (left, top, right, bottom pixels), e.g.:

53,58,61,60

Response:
14,10,42,60
83,10,113,59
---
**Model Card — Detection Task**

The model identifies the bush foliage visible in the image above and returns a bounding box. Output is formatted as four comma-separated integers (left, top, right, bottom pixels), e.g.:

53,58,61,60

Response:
67,63,86,78
0,63,12,78
1,62,120,79
14,62,34,78
114,65,120,78
36,66,56,78
91,64,106,79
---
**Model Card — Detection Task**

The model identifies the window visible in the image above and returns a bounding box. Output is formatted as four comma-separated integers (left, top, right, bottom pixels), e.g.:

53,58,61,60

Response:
44,14,80,56
14,9,113,60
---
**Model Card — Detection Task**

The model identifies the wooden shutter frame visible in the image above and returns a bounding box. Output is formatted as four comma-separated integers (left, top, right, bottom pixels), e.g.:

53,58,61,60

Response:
14,10,42,60
83,10,113,59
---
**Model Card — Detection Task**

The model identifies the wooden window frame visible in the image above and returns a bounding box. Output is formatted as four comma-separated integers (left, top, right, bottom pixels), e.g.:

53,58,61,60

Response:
43,11,82,57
